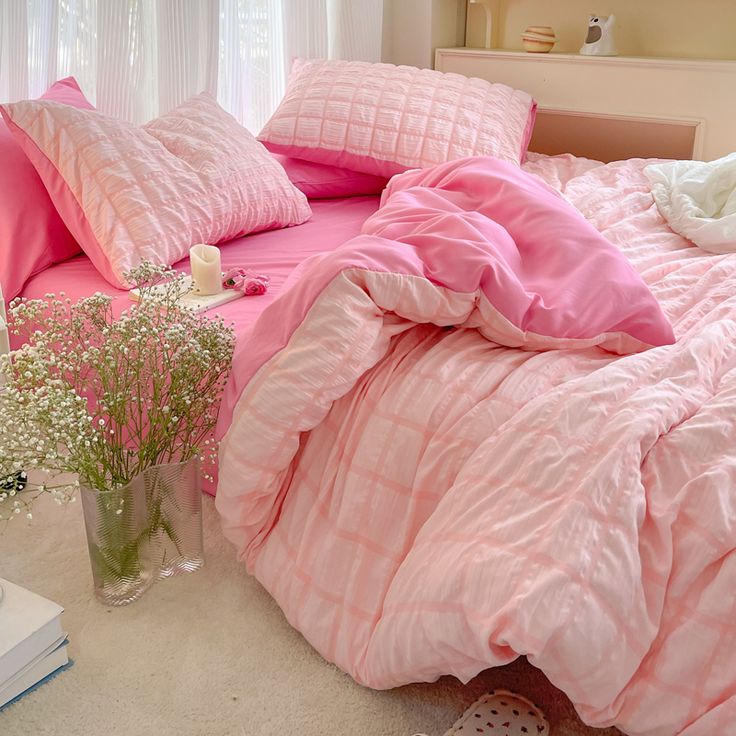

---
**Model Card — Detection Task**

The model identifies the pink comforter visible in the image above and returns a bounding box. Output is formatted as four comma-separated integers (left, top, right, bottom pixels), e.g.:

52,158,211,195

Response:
216,156,736,735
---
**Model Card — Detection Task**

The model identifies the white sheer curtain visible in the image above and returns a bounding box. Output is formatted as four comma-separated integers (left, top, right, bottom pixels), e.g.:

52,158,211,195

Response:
0,0,383,130
218,0,384,133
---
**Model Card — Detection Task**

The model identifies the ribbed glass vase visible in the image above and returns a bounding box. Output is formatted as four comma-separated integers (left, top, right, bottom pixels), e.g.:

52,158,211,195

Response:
80,456,203,606
149,457,204,579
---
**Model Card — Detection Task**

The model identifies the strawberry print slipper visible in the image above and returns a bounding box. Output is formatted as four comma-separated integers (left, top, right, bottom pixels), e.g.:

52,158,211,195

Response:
442,690,549,736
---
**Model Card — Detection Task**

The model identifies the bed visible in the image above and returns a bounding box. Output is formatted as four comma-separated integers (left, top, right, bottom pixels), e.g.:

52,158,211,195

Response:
7,59,736,736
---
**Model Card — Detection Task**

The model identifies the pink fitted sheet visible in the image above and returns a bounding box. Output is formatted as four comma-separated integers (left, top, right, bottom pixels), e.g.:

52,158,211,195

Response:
16,195,380,345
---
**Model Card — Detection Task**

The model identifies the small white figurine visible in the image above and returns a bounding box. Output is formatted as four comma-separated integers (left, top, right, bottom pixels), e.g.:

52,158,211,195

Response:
580,14,617,56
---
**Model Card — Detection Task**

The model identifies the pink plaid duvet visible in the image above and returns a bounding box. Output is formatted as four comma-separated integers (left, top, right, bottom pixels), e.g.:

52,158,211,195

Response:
216,155,736,735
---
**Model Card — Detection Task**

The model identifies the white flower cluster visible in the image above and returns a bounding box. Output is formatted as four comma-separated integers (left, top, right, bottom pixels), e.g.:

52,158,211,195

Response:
0,262,235,524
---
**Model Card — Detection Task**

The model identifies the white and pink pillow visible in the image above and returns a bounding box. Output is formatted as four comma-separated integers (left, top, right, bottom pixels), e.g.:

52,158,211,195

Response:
258,59,537,178
0,77,94,301
0,93,311,288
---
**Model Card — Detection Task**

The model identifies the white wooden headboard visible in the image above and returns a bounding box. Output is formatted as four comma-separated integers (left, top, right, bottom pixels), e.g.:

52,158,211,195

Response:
435,48,736,162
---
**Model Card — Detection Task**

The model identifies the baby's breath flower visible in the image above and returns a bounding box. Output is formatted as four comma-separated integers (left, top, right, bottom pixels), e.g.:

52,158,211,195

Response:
0,261,234,520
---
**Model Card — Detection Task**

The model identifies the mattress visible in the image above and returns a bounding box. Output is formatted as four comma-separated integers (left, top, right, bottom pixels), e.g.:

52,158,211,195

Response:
17,195,380,345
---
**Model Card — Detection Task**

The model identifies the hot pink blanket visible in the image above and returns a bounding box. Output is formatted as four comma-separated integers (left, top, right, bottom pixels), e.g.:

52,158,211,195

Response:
216,156,736,735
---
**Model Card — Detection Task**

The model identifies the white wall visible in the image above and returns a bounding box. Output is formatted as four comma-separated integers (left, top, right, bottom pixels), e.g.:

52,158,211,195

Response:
382,0,465,68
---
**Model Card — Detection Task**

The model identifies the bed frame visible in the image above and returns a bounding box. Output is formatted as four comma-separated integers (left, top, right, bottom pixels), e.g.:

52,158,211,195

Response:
435,48,736,162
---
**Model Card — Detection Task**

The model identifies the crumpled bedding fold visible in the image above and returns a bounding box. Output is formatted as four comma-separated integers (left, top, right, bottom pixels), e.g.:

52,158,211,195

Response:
646,153,736,253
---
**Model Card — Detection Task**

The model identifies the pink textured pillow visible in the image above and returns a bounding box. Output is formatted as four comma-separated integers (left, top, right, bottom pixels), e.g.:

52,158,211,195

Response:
0,77,94,302
259,59,537,178
273,154,388,199
1,93,311,288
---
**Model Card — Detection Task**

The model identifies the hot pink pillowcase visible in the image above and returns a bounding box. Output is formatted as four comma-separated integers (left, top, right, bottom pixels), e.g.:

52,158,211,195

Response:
0,77,94,302
273,155,388,198
258,59,537,179
1,92,312,289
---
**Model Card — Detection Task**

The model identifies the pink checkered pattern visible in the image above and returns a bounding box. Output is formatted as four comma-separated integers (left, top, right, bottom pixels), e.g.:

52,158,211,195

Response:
216,155,736,735
1,93,311,288
258,59,536,177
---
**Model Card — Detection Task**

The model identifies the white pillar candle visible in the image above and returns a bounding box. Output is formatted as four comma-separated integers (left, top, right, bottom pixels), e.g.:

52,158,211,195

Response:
189,244,222,296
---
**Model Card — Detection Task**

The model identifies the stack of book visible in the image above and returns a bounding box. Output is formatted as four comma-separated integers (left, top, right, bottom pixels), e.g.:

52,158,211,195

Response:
0,578,69,709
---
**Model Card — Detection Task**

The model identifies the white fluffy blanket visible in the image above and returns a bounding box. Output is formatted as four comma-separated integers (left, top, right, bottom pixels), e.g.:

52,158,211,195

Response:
646,153,736,253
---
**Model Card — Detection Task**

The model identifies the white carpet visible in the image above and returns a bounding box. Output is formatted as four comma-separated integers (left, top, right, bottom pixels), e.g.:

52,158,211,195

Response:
0,493,620,736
